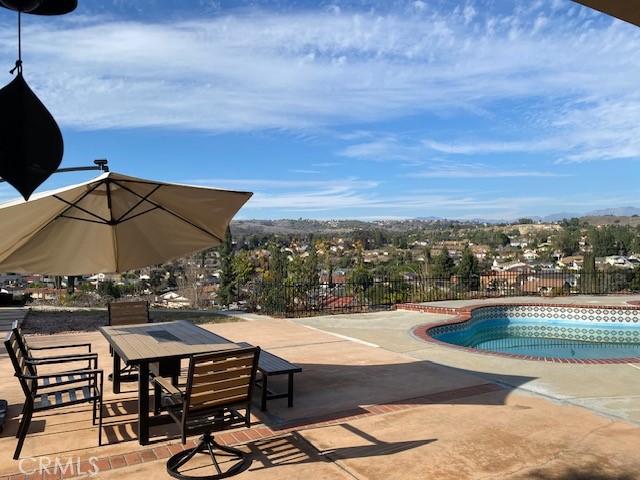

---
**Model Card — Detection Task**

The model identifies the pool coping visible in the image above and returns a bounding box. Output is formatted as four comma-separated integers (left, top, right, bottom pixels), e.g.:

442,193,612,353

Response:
400,302,640,364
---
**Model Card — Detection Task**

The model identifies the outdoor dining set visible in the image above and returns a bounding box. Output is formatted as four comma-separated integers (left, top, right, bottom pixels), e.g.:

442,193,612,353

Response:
4,301,301,479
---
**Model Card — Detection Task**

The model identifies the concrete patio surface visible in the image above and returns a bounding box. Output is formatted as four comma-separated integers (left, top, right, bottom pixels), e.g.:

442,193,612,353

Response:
1,303,640,479
294,295,640,424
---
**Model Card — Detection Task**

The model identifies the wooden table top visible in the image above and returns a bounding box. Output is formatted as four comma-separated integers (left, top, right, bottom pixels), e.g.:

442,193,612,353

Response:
98,320,238,364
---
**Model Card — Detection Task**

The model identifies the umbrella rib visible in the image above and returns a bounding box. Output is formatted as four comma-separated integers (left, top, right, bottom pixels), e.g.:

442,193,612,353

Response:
53,181,105,221
53,195,110,224
110,180,224,243
115,184,161,223
59,215,111,225
117,206,159,224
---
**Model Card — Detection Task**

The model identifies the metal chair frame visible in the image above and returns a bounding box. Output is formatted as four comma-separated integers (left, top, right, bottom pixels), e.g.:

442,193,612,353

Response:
4,329,104,459
154,346,260,480
13,325,98,389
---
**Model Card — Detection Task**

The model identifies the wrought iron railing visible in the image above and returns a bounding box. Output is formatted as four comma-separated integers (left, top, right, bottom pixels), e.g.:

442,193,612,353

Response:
237,270,639,317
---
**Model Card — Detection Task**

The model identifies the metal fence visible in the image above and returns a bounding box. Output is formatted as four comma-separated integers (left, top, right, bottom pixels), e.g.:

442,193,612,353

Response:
239,270,639,317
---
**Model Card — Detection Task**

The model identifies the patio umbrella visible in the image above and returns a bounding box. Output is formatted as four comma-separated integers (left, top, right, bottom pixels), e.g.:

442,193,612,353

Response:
572,1,640,27
0,171,252,274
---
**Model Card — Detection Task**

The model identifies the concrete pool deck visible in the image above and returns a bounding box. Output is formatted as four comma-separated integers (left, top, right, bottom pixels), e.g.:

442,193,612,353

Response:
1,301,640,479
293,295,640,425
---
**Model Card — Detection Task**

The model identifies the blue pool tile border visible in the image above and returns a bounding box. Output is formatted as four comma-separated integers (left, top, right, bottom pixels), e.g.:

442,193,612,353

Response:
403,302,640,364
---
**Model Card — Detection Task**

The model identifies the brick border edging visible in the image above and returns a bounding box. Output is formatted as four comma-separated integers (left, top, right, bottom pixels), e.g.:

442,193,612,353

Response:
0,382,503,480
399,302,640,365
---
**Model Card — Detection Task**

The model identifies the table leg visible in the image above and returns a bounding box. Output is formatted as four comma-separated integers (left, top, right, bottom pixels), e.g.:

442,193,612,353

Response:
261,374,268,411
112,352,121,394
153,383,161,416
288,373,294,408
138,362,150,445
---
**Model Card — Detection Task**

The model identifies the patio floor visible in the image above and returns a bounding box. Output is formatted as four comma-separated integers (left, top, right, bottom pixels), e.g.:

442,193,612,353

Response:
1,309,640,479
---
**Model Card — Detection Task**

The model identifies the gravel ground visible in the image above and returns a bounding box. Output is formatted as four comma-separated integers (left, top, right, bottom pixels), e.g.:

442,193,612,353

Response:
23,309,242,335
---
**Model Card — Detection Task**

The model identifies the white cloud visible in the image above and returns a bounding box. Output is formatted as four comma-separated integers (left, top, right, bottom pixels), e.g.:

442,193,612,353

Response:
0,2,636,163
409,163,567,178
311,162,341,168
289,169,321,174
188,175,635,220
188,178,378,191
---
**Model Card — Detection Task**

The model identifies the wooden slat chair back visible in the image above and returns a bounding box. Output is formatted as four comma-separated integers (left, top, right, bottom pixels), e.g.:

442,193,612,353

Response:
161,346,260,478
108,301,150,326
185,347,259,417
107,301,150,364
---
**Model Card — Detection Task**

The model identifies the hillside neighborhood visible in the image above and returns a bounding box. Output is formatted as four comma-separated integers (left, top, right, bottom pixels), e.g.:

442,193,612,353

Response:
1,216,639,311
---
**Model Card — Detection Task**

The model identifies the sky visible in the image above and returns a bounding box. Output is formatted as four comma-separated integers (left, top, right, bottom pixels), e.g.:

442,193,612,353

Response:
0,0,638,220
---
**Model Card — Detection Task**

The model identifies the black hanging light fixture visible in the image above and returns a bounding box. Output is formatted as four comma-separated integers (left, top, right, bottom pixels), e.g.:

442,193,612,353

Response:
0,0,77,201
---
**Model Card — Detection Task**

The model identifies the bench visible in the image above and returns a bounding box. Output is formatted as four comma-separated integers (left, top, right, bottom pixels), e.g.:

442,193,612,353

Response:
236,342,301,411
256,349,302,411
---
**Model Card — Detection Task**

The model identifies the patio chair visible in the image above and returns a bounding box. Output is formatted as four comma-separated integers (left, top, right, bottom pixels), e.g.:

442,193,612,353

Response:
153,346,260,480
108,300,150,382
12,324,98,389
4,330,104,459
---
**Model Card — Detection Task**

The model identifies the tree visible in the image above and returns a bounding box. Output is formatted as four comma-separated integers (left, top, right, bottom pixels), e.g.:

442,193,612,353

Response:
177,261,204,308
583,253,596,275
233,250,254,285
456,246,480,289
97,280,121,299
554,229,579,257
288,255,306,284
348,266,373,289
630,268,640,292
422,246,432,276
327,261,335,288
431,247,455,279
67,276,76,294
303,243,319,286
497,232,511,248
259,243,288,313
149,269,164,293
581,252,598,293
217,226,236,306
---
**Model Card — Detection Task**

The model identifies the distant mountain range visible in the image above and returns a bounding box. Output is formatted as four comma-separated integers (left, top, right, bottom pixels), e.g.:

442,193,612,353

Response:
541,207,640,222
231,207,640,235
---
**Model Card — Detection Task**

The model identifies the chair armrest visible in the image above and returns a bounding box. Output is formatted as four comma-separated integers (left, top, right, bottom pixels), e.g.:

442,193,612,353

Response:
153,376,183,397
22,369,103,380
29,343,92,353
27,354,97,367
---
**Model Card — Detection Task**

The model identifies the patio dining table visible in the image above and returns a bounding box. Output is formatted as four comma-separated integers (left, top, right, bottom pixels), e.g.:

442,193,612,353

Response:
98,320,241,445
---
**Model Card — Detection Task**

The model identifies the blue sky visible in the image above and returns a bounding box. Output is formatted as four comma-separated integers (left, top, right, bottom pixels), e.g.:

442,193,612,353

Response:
0,0,638,220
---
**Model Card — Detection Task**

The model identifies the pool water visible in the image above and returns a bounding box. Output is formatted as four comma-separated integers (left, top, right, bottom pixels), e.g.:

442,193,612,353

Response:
431,317,640,360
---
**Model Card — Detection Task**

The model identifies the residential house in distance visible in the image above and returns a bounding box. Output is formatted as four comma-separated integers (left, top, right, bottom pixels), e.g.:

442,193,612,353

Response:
558,255,584,271
605,256,637,269
155,291,191,308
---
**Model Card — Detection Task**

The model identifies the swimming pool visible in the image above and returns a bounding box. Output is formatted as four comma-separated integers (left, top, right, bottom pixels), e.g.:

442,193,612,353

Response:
426,305,640,360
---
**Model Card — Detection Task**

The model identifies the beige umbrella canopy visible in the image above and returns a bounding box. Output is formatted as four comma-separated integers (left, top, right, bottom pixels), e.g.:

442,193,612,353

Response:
572,1,640,27
0,172,252,274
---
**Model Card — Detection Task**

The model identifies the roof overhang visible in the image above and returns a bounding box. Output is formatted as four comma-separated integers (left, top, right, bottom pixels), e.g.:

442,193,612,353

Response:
572,1,640,27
